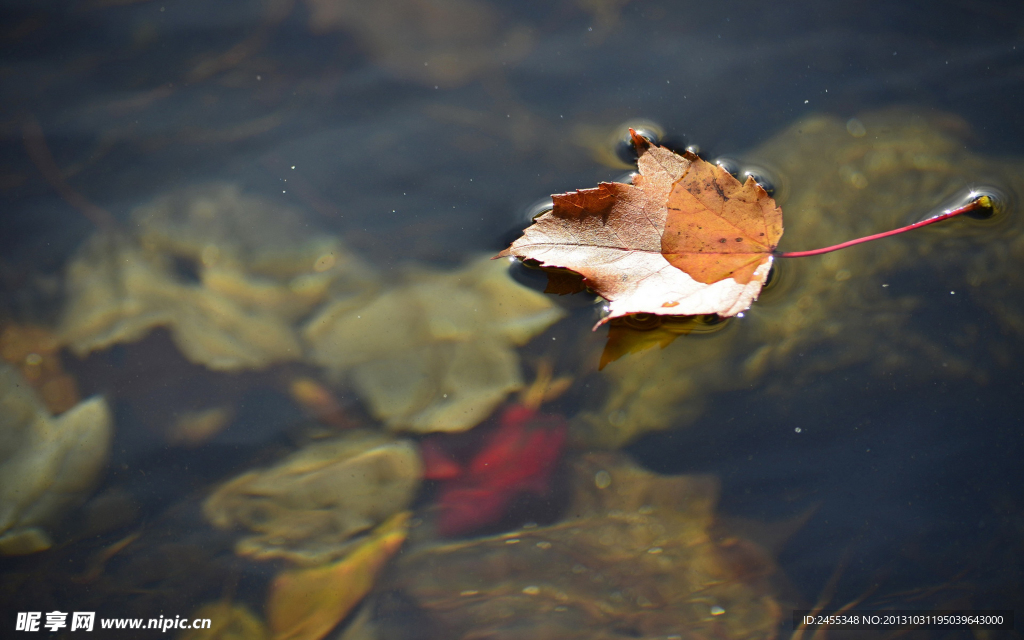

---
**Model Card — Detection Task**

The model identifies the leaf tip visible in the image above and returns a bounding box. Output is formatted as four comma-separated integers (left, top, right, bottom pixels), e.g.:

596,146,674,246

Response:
628,128,652,154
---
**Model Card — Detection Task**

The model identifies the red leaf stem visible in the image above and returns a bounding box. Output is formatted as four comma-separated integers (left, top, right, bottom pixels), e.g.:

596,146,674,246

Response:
775,196,992,258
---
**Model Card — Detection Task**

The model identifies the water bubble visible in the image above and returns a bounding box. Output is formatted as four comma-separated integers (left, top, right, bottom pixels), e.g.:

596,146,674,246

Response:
919,184,1011,225
740,165,778,197
962,186,1008,220
521,197,554,224
613,171,638,184
712,157,741,178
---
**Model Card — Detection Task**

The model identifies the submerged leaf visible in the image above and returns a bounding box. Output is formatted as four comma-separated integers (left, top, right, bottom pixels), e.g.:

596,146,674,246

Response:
303,256,564,433
0,323,80,414
424,403,567,536
266,512,410,640
60,233,303,371
203,431,421,565
0,363,112,555
60,184,378,372
599,313,730,369
390,454,782,639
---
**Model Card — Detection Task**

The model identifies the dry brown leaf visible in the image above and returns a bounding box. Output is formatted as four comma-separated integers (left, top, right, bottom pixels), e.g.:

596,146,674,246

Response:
498,132,783,324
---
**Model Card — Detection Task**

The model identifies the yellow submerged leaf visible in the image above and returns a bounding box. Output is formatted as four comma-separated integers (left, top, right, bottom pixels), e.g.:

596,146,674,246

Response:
266,511,410,640
599,313,730,369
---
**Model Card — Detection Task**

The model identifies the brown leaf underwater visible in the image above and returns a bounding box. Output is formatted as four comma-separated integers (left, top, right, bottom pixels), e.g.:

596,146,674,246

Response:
498,131,784,325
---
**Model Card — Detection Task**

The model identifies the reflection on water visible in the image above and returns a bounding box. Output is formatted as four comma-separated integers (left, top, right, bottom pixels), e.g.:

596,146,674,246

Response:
2,0,1024,637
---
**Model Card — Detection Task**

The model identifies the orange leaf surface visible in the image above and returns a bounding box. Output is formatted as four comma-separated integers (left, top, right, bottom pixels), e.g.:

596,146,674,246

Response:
497,131,783,325
662,151,783,285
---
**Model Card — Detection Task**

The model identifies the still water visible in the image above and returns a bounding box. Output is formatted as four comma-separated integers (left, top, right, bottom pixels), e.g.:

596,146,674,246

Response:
2,0,1023,638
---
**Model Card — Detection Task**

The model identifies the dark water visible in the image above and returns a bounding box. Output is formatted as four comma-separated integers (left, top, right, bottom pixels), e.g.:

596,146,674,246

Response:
2,0,1024,637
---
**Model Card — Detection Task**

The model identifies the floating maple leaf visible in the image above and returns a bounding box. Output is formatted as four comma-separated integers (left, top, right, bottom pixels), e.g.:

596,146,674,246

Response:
497,131,782,325
498,130,995,330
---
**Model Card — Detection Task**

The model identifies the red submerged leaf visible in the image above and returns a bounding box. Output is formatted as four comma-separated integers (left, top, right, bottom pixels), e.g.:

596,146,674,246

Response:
431,404,567,537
